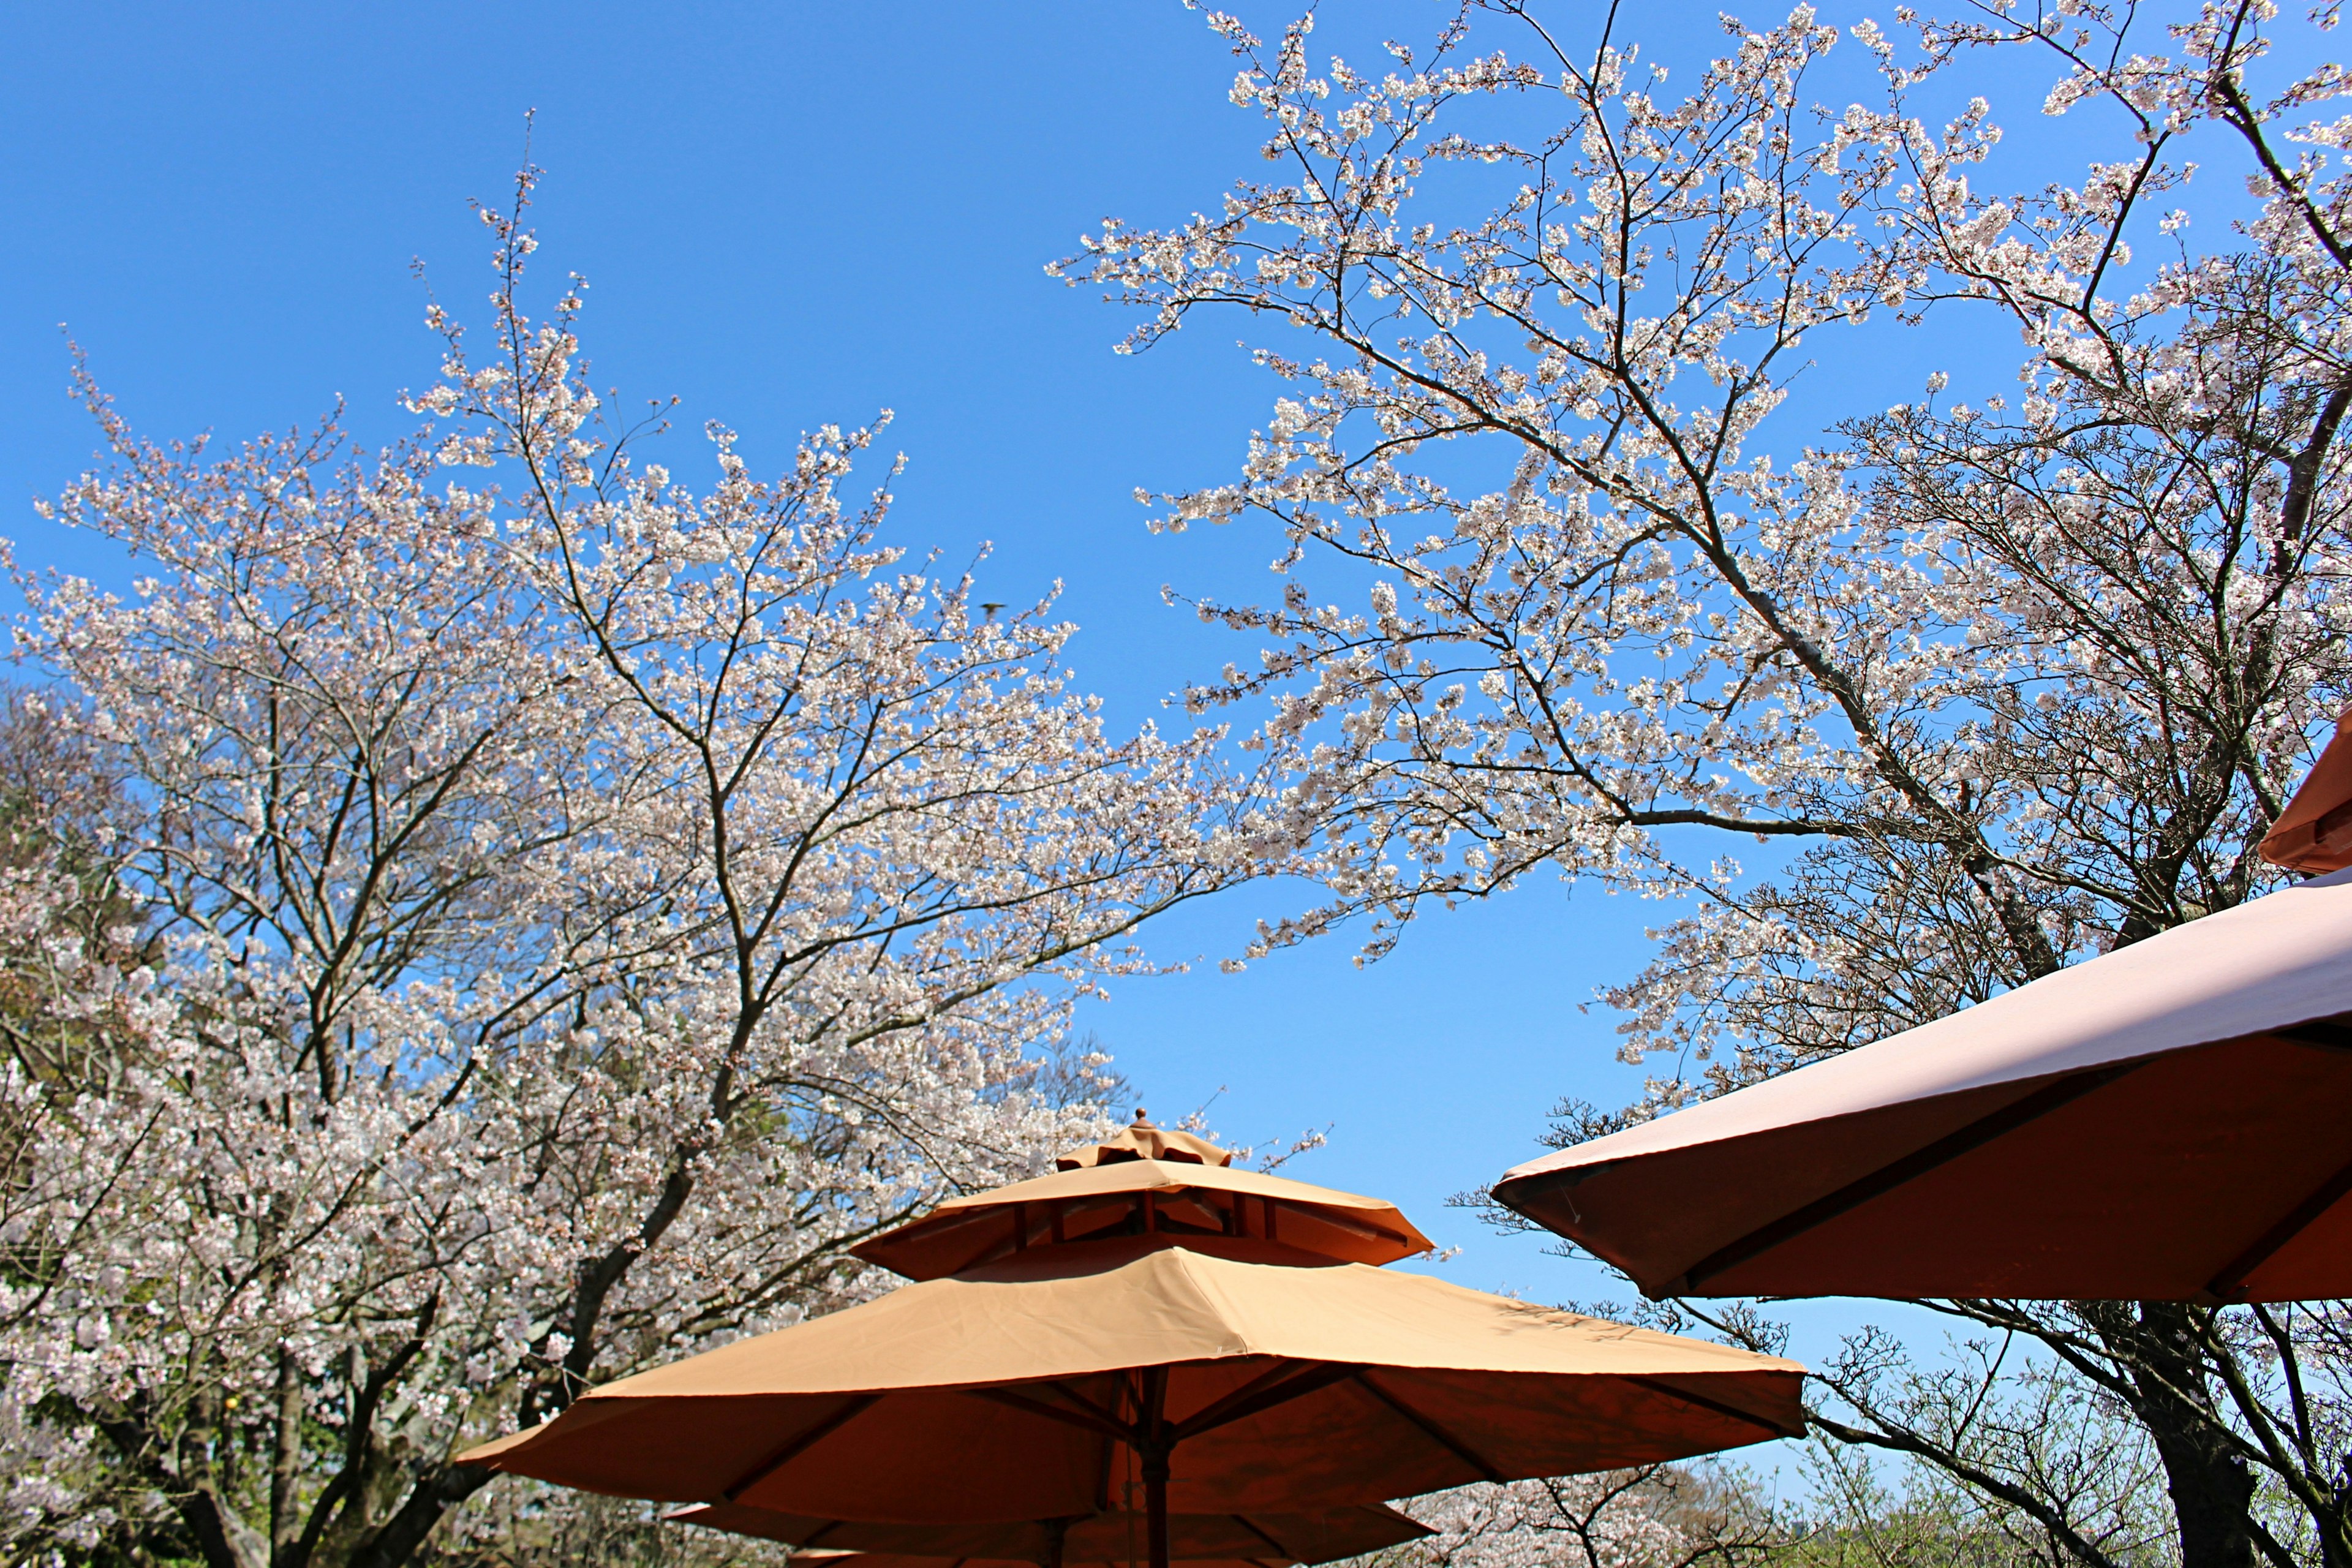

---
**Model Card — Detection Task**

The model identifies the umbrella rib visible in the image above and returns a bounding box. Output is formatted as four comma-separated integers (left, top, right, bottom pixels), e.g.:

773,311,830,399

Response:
1263,1199,1413,1248
1155,1215,1227,1237
1348,1372,1504,1483
720,1394,880,1503
1231,1514,1297,1559
969,1385,1139,1444
1028,1376,1132,1430
1625,1376,1804,1439
1165,1359,1299,1437
2204,1152,2352,1302
1672,1062,2144,1294
1173,1361,1363,1442
2274,1016,2352,1051
954,1213,1022,1276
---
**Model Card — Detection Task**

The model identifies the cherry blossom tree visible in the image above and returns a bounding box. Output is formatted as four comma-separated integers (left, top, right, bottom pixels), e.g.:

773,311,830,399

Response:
1398,1468,1785,1568
1063,2,2352,1564
0,175,1286,1568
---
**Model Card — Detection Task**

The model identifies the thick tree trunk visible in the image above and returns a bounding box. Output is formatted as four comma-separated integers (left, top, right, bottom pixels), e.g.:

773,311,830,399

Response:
94,1406,270,1568
347,1462,496,1568
271,1346,306,1562
2120,1302,2261,1568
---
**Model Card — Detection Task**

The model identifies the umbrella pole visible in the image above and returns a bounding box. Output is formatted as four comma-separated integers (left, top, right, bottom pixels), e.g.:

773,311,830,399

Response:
1141,1449,1169,1568
1139,1368,1171,1568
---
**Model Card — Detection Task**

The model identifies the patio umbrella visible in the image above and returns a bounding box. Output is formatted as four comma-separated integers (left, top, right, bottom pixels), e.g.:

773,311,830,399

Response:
1490,868,2352,1302
464,1118,1805,1568
664,1499,1433,1566
769,1553,1313,1568
775,1553,1308,1568
2261,707,2352,874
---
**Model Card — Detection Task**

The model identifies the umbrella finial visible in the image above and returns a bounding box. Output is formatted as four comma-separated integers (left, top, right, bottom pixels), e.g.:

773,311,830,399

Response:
1133,1107,1153,1128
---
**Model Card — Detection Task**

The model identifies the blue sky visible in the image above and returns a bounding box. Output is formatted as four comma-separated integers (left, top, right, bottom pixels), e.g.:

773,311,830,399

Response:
0,1,2122,1417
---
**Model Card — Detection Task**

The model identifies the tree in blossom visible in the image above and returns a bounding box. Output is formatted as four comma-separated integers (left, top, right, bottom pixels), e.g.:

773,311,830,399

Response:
1398,1467,1785,1568
0,173,1290,1568
1063,1,2352,1564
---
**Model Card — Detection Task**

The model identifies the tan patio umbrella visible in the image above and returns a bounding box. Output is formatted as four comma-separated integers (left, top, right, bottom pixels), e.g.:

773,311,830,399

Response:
777,1553,1306,1568
1491,856,2352,1302
774,1553,1305,1568
2260,707,2352,874
463,1117,1805,1568
664,1499,1432,1566
767,1547,1381,1568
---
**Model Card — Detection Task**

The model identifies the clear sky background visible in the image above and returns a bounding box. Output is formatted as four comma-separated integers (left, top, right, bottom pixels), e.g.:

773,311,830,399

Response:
0,1,2139,1462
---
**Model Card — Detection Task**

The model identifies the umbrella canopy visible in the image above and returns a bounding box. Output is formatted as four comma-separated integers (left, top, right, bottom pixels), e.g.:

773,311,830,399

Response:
666,1500,1433,1566
850,1125,1433,1281
779,1554,1295,1568
2261,710,2352,875
464,1123,1804,1568
463,1235,1801,1509
780,1553,1297,1568
1491,870,2352,1302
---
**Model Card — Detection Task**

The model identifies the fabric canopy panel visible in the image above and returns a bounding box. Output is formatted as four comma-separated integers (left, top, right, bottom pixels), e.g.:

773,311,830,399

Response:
1491,870,2352,1302
851,1158,1433,1280
788,1555,1292,1568
462,1233,1803,1517
2261,710,2352,874
782,1554,1315,1568
666,1501,1433,1564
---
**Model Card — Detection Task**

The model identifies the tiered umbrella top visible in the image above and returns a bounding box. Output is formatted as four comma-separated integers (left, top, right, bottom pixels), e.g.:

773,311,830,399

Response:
851,1114,1434,1280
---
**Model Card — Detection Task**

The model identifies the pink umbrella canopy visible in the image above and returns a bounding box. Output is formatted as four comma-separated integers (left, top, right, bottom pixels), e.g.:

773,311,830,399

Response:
1491,870,2352,1302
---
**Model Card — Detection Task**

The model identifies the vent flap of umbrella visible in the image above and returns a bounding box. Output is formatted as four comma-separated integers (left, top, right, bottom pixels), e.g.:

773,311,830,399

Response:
851,1113,1434,1281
